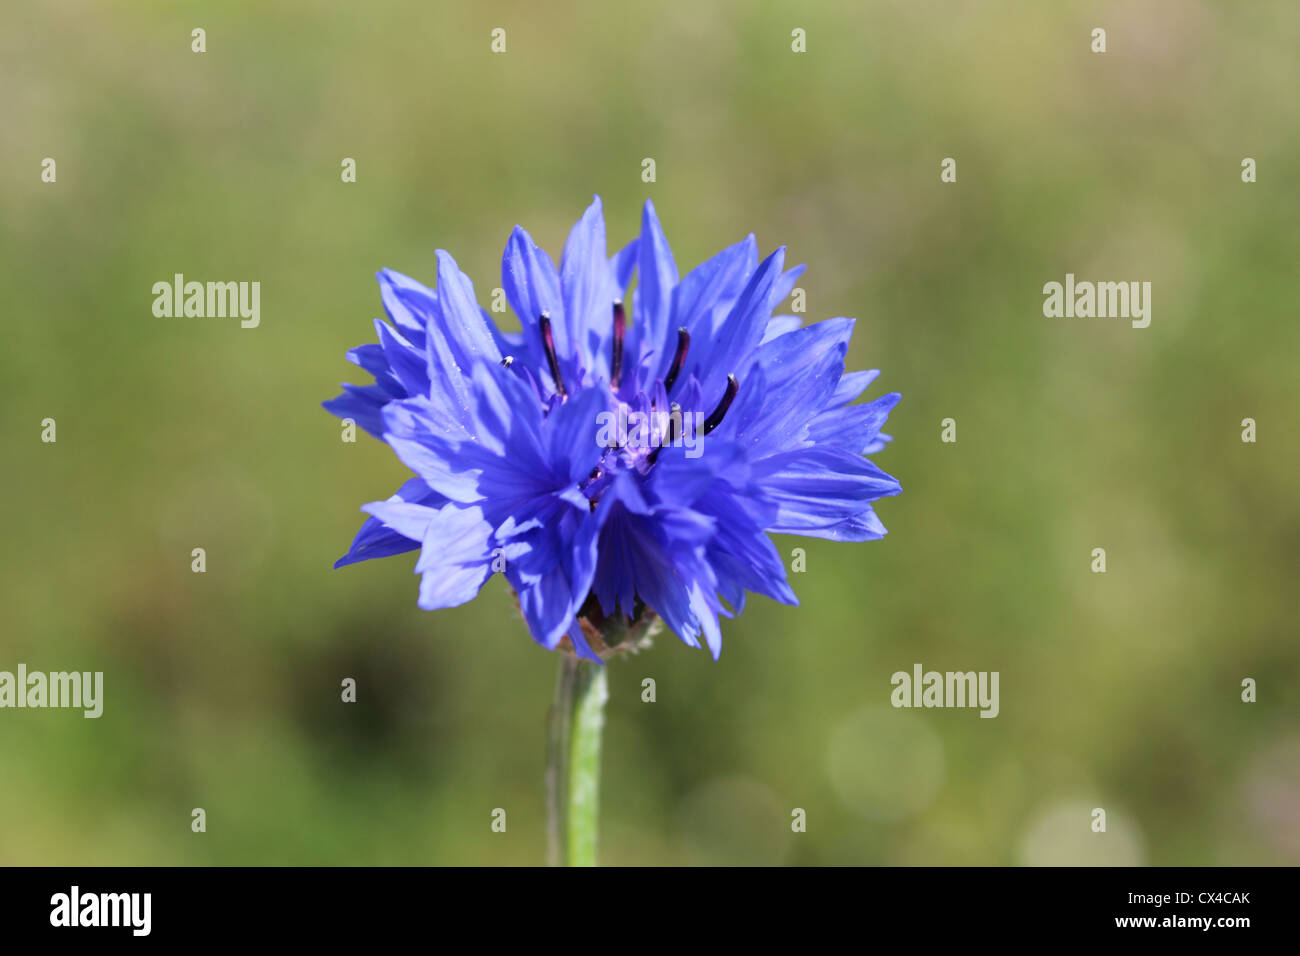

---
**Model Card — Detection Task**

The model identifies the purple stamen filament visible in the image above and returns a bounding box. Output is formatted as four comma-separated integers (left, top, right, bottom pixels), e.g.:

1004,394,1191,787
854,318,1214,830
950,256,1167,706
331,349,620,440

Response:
663,327,689,394
703,375,739,435
647,402,683,466
538,313,566,398
610,301,625,390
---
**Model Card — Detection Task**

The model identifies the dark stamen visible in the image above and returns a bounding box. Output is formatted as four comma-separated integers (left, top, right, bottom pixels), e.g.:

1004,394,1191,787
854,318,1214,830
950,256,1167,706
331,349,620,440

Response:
703,375,739,435
647,402,682,466
665,402,682,445
500,354,514,368
663,327,690,394
604,405,626,451
610,301,626,390
538,313,566,398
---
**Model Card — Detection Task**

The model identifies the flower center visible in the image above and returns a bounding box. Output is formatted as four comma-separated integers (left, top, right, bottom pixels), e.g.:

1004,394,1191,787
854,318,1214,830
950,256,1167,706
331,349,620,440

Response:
575,303,743,509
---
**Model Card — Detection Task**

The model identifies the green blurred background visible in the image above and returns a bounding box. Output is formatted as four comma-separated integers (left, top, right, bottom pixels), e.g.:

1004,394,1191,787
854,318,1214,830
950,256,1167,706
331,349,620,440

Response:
2,0,1297,865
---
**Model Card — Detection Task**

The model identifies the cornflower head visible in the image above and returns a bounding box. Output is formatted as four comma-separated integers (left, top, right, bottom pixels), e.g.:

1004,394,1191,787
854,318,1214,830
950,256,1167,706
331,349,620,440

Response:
325,197,900,661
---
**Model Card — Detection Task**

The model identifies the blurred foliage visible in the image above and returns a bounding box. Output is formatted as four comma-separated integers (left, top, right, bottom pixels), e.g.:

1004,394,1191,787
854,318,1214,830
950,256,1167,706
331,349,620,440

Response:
1,0,1297,865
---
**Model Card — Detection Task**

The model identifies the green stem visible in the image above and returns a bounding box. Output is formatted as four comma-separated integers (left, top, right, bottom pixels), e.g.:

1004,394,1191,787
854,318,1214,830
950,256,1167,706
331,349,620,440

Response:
545,656,575,866
567,659,607,866
546,654,608,866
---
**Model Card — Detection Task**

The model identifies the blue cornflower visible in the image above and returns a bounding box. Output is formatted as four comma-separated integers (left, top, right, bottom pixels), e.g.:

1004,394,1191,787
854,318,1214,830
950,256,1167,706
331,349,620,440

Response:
325,197,900,661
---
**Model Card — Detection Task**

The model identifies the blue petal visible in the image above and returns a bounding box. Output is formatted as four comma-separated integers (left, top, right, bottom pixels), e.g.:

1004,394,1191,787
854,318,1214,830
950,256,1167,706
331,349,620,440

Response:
696,484,798,607
361,499,441,541
435,249,502,366
717,356,839,461
748,316,854,381
323,384,390,439
800,506,889,542
542,386,610,485
381,397,481,503
508,504,597,649
864,432,893,455
610,237,639,290
415,503,496,609
561,196,615,378
771,263,806,305
376,268,437,343
727,319,854,455
752,446,902,535
692,247,785,404
688,581,723,659
566,618,602,663
760,315,802,343
668,235,757,343
374,318,430,398
345,343,406,398
503,225,570,392
589,473,716,650
335,478,446,568
630,199,679,375
514,568,576,649
806,392,901,454
828,369,881,408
